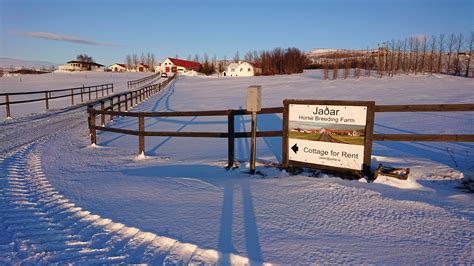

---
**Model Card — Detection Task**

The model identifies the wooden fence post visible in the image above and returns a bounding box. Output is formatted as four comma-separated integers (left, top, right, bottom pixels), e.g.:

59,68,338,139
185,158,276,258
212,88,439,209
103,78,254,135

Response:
71,89,74,105
5,94,11,118
117,95,121,112
125,93,128,111
81,85,84,102
227,109,235,168
109,97,114,121
45,92,49,111
111,85,114,93
95,86,98,99
101,85,104,97
100,100,105,126
88,105,96,145
88,87,91,101
138,115,145,155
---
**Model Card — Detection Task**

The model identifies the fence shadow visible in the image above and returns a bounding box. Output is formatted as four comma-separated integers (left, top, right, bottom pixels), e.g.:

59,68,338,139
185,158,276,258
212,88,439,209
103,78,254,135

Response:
120,163,264,263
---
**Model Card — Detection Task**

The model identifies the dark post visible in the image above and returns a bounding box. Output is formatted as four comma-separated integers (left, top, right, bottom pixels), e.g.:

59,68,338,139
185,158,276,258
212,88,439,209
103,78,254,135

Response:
101,85,104,97
111,85,114,93
100,100,105,126
71,89,74,105
139,89,143,102
95,86,98,99
250,111,257,174
109,97,114,121
138,115,145,155
88,105,96,145
117,95,121,112
88,87,91,101
227,110,235,168
81,85,84,102
282,100,289,169
45,91,49,111
5,94,11,119
125,93,128,111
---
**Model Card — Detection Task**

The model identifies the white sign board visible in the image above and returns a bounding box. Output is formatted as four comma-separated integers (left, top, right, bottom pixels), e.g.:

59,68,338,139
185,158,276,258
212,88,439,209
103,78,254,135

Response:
285,101,374,172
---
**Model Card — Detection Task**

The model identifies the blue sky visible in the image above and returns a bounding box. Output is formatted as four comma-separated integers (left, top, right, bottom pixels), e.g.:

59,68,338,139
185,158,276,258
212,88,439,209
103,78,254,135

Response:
1,0,472,65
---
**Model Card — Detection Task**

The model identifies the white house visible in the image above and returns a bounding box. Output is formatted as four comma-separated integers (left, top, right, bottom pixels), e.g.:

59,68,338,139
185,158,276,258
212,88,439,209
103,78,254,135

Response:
161,57,201,74
154,64,162,73
58,61,105,72
223,61,255,77
108,63,127,72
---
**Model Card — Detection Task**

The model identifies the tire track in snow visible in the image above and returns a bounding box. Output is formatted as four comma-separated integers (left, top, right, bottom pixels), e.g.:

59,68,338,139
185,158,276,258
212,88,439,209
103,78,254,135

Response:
0,110,260,264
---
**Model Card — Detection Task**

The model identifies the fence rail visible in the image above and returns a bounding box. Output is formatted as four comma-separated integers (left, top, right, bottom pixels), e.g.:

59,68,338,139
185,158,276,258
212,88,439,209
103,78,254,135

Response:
88,99,474,169
1,83,113,118
127,72,161,90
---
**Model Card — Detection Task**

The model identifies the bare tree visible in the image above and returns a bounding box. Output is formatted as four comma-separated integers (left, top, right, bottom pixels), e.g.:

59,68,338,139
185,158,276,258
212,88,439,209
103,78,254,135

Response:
244,51,253,62
365,47,371,78
132,54,139,68
234,51,240,62
344,60,350,79
193,54,200,62
429,35,437,74
453,33,463,76
355,59,361,79
420,36,428,74
125,55,132,68
323,60,329,80
437,34,445,73
465,32,473,77
332,63,338,80
446,33,456,74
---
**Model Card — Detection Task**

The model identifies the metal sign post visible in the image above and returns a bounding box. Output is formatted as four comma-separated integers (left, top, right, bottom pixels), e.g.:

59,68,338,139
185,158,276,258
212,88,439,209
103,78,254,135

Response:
247,86,262,175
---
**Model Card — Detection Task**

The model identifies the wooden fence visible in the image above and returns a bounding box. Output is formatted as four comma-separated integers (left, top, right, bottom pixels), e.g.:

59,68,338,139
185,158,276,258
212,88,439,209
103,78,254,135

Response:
127,72,161,90
87,99,474,168
1,83,113,119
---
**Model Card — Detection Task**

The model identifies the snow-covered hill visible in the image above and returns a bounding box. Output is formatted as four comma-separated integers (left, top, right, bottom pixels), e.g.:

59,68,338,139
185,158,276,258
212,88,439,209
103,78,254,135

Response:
0,57,58,71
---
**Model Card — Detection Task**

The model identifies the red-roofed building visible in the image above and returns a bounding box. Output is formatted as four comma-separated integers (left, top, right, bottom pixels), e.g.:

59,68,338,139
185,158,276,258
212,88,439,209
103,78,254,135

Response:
160,57,201,74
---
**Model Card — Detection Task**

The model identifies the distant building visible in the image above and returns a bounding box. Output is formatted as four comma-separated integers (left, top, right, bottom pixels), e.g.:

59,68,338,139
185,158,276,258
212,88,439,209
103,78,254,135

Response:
109,63,127,72
154,64,162,73
136,63,150,72
58,61,105,72
161,57,201,74
223,61,256,77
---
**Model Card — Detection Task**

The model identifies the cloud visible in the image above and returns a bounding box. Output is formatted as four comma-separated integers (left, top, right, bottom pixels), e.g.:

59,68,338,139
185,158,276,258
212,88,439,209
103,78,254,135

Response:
410,34,428,42
14,31,121,47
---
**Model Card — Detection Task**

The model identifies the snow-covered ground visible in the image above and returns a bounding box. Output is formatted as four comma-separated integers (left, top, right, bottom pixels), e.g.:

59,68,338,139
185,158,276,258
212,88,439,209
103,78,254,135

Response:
0,72,150,118
0,70,473,264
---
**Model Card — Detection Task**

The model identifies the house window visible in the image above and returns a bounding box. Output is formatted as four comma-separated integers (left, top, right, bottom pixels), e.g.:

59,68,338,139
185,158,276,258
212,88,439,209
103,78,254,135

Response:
231,68,235,72
240,68,243,72
248,68,251,72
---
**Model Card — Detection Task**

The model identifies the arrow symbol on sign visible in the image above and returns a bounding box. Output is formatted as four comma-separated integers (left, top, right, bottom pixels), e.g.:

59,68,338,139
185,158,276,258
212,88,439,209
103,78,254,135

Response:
291,143,299,154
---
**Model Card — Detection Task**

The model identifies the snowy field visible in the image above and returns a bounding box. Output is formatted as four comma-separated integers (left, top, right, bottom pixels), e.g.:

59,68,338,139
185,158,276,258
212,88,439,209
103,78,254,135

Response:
0,72,150,118
0,70,473,264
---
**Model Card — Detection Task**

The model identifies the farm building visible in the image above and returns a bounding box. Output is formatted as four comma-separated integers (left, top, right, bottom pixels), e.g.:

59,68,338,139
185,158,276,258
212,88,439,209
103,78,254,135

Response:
136,63,150,72
108,63,127,72
223,61,256,77
58,61,105,72
160,58,201,74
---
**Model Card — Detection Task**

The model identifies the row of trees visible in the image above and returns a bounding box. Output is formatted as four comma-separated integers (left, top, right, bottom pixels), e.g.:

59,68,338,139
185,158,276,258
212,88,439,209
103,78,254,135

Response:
182,47,307,76
125,52,157,70
375,32,473,77
321,32,473,80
